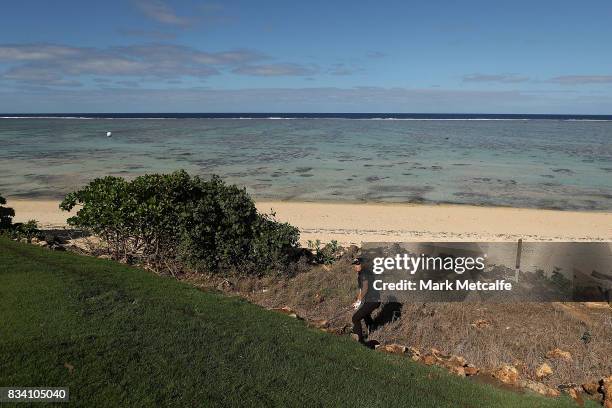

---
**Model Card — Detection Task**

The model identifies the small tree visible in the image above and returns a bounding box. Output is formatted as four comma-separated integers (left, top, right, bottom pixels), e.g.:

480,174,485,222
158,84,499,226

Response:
60,176,134,258
307,239,341,265
0,194,15,230
60,171,300,274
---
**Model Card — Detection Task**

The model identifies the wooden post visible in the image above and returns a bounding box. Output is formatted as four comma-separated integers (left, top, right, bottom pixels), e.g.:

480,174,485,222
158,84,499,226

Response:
514,239,522,282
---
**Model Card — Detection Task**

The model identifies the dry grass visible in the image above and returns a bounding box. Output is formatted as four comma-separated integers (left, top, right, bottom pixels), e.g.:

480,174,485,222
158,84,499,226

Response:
370,302,611,386
185,254,612,389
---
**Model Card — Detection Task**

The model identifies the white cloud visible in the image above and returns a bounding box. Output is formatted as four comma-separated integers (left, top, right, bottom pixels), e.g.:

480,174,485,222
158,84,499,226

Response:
133,0,191,27
0,86,552,113
232,63,318,76
0,43,271,85
463,73,530,83
549,75,612,85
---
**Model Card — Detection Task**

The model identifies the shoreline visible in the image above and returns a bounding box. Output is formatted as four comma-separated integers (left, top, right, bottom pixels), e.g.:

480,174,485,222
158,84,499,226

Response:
8,197,612,245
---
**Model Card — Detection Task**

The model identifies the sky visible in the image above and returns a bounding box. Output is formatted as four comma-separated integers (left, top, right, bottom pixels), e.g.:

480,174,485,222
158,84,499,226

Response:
1,0,611,113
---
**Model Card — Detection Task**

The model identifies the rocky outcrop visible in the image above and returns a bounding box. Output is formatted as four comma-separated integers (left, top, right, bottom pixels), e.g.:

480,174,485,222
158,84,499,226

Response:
406,346,421,362
377,344,407,354
535,362,553,379
308,319,329,329
566,387,584,407
517,379,560,397
377,346,479,377
492,365,519,384
373,342,605,402
271,306,301,319
546,348,573,362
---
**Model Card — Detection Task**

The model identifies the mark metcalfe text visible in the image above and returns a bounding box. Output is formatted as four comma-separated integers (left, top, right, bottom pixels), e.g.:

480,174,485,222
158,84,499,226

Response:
371,254,513,292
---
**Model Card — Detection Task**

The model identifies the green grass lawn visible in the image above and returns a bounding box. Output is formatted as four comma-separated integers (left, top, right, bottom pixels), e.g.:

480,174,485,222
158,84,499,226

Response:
0,237,587,407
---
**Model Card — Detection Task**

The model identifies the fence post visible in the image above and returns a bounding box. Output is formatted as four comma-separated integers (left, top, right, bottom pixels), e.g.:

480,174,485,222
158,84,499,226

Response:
514,239,522,283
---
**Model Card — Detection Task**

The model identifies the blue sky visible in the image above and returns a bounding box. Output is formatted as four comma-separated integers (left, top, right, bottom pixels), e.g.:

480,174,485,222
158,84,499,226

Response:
1,0,611,113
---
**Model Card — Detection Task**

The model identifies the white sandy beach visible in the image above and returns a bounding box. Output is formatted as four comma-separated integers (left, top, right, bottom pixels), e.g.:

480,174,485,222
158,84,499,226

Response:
8,198,611,245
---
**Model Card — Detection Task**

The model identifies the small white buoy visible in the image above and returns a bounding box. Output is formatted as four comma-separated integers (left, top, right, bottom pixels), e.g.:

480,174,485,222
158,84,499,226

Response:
106,131,112,137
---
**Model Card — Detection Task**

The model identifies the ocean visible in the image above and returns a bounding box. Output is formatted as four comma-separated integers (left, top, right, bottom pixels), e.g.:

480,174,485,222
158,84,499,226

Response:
1,114,611,210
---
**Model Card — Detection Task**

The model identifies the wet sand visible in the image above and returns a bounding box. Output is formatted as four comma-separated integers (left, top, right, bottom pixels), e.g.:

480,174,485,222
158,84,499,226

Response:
8,198,611,245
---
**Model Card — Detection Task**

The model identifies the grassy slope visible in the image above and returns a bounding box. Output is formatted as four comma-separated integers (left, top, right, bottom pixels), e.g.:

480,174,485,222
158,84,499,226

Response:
0,237,586,407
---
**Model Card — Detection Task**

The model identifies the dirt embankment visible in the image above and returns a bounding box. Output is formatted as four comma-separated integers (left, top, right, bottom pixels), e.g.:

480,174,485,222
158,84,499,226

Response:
185,252,612,405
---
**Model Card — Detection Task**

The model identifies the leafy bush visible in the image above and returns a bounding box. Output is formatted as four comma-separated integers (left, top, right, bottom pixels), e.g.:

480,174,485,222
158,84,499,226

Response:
0,194,15,230
60,170,300,274
0,195,40,241
15,220,40,239
307,239,341,265
249,212,301,270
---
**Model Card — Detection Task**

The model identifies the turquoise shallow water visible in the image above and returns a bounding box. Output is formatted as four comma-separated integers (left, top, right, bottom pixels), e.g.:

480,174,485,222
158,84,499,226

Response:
1,118,611,210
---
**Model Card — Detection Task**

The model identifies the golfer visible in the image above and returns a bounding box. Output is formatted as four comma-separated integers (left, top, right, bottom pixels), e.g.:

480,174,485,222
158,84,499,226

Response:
351,257,381,343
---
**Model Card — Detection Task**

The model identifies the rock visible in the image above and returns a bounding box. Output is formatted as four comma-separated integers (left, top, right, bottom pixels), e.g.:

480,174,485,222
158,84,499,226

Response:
581,381,600,395
584,302,611,309
35,240,48,247
603,375,612,407
492,365,519,384
557,382,578,392
430,348,449,359
566,388,584,407
50,244,66,251
216,279,233,291
319,327,338,334
407,346,421,361
19,238,28,243
536,362,553,379
379,344,407,354
470,318,491,329
414,348,476,378
546,348,572,362
447,365,466,377
43,233,59,244
31,237,40,244
447,355,467,367
518,379,560,397
98,254,112,260
422,354,439,366
464,365,479,376
272,306,301,319
314,293,324,303
309,319,329,329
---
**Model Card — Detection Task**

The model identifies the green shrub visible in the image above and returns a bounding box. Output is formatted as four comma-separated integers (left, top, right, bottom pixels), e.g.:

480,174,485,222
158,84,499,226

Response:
0,194,15,230
60,170,300,274
250,212,301,270
61,176,135,258
307,239,341,265
178,175,259,271
2,219,40,242
16,220,40,239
